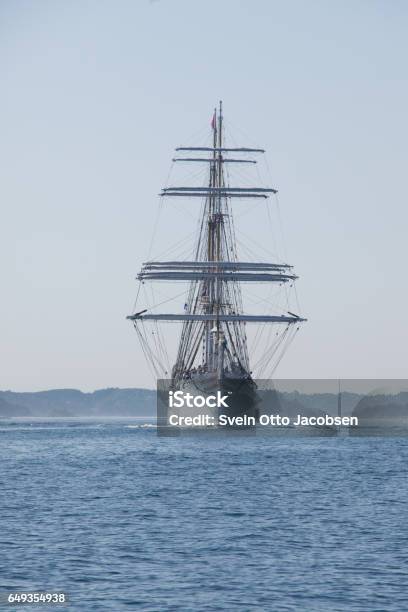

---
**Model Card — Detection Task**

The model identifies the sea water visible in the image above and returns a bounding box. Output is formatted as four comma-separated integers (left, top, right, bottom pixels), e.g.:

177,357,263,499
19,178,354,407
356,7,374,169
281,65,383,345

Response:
0,418,407,611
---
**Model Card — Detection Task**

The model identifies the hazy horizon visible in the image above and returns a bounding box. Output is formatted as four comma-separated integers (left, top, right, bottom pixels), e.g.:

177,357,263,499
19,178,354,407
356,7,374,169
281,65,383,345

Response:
2,0,408,391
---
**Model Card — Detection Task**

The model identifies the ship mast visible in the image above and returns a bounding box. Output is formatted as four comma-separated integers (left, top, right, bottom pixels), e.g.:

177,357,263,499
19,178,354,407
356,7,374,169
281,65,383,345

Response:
207,101,224,373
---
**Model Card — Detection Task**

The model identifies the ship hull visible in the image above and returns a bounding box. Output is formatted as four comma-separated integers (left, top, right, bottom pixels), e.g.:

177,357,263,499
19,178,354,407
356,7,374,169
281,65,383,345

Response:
175,373,259,427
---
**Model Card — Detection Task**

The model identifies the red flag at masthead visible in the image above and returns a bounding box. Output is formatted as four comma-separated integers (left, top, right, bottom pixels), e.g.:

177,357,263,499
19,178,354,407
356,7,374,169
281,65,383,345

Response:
211,111,216,130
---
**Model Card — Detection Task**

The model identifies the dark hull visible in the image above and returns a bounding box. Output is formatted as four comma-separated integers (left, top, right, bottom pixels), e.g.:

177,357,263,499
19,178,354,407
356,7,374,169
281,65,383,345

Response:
178,372,259,425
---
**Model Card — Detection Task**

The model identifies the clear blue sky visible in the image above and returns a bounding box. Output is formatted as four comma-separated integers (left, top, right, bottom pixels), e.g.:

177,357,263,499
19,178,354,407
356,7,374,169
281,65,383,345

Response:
1,0,407,391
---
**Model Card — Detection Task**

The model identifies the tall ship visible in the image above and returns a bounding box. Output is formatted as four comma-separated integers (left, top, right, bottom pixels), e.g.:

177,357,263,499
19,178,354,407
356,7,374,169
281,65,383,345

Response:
128,103,306,422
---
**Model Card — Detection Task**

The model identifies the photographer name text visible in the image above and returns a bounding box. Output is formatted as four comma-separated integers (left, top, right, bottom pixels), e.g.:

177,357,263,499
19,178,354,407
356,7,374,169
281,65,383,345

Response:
168,414,358,427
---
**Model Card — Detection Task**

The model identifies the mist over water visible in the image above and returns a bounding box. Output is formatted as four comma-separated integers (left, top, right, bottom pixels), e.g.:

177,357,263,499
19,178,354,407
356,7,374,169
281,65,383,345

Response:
1,418,407,611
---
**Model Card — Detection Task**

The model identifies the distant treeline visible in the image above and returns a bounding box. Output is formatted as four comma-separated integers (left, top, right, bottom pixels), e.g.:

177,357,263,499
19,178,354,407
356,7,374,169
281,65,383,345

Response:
0,388,156,417
1,388,408,420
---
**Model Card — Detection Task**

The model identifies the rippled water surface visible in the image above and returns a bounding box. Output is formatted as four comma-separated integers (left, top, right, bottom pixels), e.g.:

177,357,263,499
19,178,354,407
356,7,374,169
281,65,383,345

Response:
1,418,407,611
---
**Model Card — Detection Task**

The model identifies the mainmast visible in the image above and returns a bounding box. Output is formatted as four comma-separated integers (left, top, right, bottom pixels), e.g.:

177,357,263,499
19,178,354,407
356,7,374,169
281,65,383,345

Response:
205,105,217,368
207,101,224,372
